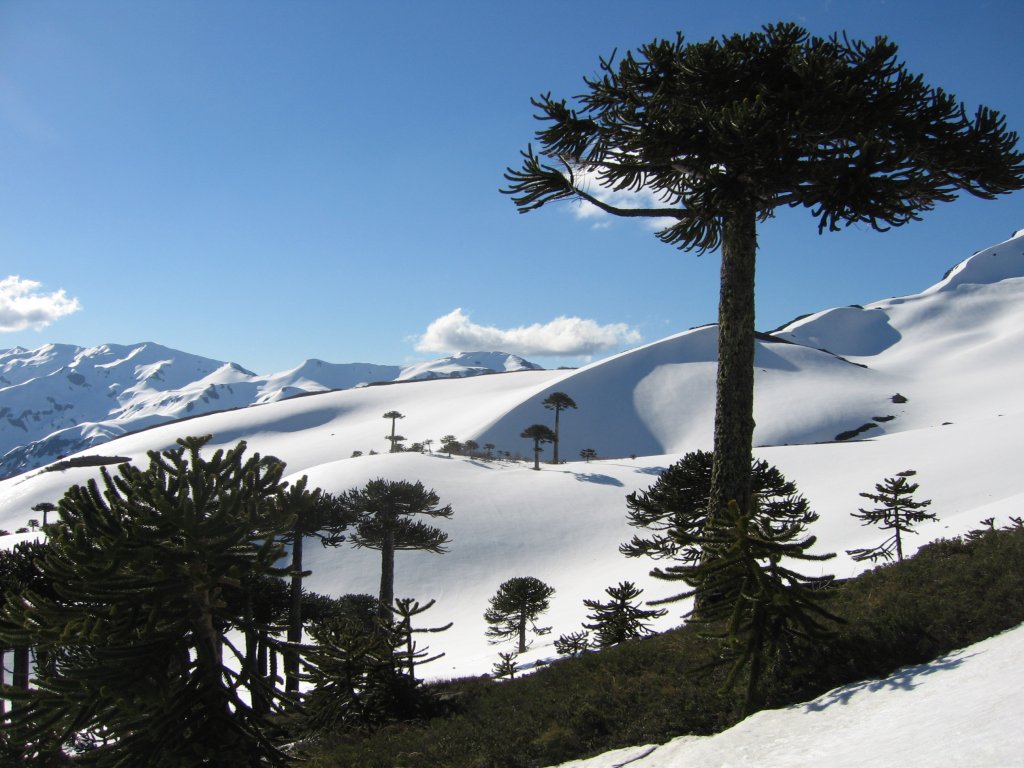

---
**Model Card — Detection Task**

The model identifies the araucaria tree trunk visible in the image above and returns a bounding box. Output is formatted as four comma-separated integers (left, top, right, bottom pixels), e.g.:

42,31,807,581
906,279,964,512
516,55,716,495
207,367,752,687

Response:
709,204,758,519
552,409,561,465
379,528,396,625
286,526,304,692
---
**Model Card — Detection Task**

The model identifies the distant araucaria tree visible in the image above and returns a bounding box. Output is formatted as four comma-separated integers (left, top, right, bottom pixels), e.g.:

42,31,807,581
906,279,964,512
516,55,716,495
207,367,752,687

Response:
846,470,936,562
520,424,556,471
583,581,667,648
383,411,406,453
484,576,555,653
541,391,577,464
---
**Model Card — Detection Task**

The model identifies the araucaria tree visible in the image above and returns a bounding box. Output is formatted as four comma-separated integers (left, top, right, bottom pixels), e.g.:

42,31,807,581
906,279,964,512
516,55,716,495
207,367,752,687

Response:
541,391,577,464
504,23,1024,526
440,435,461,456
846,470,936,562
338,479,453,624
0,436,296,766
391,597,452,683
554,630,591,658
484,576,555,653
583,581,666,648
303,593,450,729
521,424,556,470
31,502,56,529
669,499,840,716
383,410,406,453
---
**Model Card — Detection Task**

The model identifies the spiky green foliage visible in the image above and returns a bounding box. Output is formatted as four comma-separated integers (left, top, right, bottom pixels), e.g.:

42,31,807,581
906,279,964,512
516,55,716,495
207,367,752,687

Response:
491,651,519,680
391,597,452,683
583,581,667,648
504,21,1024,527
0,541,57,706
621,450,810,565
554,630,591,658
222,573,292,718
668,499,839,715
302,595,447,732
338,479,453,624
0,436,295,766
484,576,555,653
302,613,409,731
847,470,936,562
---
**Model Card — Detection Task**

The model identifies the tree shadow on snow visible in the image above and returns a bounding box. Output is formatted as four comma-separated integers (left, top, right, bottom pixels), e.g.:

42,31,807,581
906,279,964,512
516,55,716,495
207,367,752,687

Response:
572,472,625,487
802,650,978,712
634,465,668,476
465,459,500,470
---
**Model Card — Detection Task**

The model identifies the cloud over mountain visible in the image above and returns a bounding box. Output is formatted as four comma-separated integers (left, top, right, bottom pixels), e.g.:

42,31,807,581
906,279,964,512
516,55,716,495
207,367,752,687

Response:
0,276,81,332
415,307,642,357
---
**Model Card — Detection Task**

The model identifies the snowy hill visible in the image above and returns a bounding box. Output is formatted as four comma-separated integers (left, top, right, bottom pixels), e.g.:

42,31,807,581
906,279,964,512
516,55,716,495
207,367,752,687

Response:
0,344,541,478
1,227,1023,691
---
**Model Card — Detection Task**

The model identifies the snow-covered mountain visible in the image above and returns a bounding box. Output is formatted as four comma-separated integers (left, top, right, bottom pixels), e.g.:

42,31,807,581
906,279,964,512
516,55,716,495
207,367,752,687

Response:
0,346,541,479
1,227,1022,693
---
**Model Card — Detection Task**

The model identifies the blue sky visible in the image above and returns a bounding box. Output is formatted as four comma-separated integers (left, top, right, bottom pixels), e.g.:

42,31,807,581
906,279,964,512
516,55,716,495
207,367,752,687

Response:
1,0,1022,374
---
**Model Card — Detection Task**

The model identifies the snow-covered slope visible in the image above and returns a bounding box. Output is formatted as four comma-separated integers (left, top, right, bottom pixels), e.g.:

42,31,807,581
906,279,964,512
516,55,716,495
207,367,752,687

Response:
775,229,1024,431
0,345,541,478
1,228,1022,689
546,622,1024,768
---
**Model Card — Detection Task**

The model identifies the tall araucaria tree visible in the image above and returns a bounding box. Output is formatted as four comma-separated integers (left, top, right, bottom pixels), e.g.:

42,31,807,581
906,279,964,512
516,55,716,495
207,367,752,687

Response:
504,22,1024,523
542,391,577,464
337,479,453,625
277,478,355,694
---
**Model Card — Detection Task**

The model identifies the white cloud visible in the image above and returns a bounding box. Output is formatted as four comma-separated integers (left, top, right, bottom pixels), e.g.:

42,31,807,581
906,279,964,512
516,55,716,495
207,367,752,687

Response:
415,308,642,358
0,275,82,332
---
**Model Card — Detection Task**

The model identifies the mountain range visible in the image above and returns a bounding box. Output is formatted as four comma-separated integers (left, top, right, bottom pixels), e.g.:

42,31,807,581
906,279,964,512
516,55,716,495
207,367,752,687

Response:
0,347,541,479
